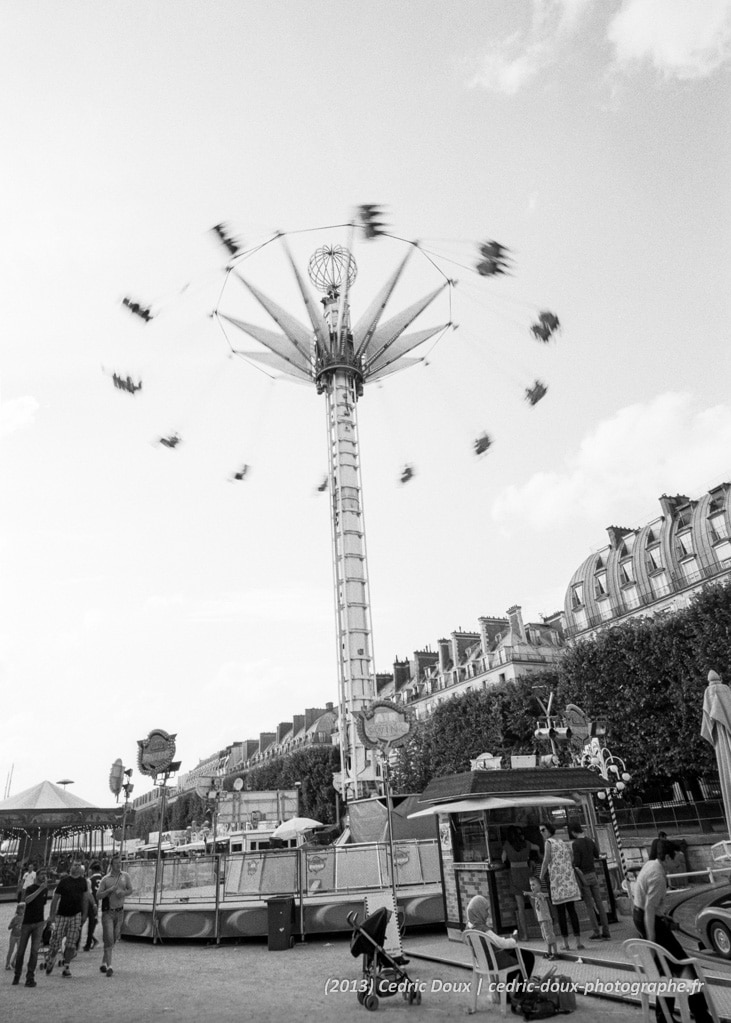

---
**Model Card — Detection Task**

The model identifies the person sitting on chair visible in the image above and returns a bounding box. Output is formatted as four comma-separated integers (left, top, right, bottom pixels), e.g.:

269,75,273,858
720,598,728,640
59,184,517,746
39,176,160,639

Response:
465,895,535,981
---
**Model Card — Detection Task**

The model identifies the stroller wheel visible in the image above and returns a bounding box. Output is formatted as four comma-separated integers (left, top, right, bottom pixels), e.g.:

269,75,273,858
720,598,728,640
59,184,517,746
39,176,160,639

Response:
357,990,366,1005
411,990,422,1005
364,993,379,1011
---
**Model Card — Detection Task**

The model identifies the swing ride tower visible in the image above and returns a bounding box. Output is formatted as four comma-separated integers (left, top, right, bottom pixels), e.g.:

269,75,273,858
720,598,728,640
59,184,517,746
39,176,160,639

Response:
216,236,451,802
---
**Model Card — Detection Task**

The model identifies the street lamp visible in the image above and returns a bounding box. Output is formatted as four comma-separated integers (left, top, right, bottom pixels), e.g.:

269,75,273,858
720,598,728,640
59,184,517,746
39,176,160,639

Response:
578,738,633,887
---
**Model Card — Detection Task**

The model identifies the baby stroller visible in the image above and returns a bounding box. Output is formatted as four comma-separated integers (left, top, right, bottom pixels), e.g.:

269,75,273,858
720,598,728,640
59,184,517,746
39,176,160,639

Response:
347,907,422,1011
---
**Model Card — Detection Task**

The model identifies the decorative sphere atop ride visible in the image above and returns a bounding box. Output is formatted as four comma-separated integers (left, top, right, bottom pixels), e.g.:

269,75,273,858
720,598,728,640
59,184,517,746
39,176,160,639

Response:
307,245,357,294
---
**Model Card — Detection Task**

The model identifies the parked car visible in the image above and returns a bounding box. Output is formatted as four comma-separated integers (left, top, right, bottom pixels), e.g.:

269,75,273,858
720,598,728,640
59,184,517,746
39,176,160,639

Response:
693,886,731,958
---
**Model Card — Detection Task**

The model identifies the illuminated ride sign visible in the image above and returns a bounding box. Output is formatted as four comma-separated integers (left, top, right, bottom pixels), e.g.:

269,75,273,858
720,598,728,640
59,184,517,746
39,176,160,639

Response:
355,701,414,752
137,729,177,777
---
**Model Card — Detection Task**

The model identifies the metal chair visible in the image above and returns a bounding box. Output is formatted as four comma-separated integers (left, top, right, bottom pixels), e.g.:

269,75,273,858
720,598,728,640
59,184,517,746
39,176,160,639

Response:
462,929,529,1016
622,938,720,1023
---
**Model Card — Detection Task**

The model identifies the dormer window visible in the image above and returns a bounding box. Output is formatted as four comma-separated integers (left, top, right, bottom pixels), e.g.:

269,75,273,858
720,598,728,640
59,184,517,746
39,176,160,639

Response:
620,559,635,585
676,507,692,530
594,571,608,598
709,512,729,543
675,531,694,559
646,545,663,573
709,488,727,513
571,583,584,609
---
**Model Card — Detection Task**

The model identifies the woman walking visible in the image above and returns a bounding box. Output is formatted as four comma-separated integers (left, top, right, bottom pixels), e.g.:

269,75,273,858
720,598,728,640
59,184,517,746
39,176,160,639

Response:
539,821,583,952
501,826,539,941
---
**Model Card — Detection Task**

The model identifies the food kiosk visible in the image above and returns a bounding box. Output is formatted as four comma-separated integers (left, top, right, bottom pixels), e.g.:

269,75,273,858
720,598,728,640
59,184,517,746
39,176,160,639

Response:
410,761,617,939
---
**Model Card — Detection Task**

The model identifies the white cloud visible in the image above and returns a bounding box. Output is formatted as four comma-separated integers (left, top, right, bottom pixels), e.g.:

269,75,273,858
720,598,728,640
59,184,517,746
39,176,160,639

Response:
492,393,731,532
608,0,731,79
470,0,592,93
0,395,39,437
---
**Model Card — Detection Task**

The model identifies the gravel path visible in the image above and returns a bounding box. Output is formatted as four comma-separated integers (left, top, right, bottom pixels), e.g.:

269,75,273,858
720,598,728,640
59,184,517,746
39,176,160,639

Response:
2,901,643,1023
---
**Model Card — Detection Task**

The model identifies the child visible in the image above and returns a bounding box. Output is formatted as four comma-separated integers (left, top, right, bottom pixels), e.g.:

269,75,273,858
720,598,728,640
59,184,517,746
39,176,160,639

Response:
526,875,558,960
6,903,24,970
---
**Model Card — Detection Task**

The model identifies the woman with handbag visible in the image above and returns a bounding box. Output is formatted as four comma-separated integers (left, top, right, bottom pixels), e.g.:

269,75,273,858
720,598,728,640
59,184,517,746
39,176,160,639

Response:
539,822,584,952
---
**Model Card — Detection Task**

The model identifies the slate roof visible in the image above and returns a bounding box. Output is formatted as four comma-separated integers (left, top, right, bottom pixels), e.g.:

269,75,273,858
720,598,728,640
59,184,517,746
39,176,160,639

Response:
418,767,608,805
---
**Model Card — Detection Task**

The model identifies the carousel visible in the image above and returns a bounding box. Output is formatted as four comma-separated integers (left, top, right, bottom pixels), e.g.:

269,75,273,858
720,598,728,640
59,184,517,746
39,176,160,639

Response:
0,780,125,898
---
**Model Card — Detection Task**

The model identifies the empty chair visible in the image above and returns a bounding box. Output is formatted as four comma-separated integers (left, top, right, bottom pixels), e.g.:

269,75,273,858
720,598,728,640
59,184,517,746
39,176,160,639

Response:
623,938,720,1023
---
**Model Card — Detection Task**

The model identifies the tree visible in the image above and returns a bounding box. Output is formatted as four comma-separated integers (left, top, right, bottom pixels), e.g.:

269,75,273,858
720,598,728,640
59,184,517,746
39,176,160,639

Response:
556,581,731,794
238,746,340,824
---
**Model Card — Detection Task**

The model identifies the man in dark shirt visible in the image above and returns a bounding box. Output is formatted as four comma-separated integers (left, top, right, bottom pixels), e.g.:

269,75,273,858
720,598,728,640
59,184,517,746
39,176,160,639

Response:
46,861,88,977
12,867,48,988
568,823,611,940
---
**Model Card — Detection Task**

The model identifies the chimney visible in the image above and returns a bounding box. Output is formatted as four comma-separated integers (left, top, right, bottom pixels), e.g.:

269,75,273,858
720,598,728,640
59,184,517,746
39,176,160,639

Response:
411,649,439,681
242,739,259,761
606,525,633,549
376,672,393,695
292,714,305,737
276,721,290,744
258,732,275,754
541,610,566,639
392,659,411,691
438,638,452,672
659,494,691,519
506,606,526,642
305,707,326,730
452,631,480,664
479,616,508,650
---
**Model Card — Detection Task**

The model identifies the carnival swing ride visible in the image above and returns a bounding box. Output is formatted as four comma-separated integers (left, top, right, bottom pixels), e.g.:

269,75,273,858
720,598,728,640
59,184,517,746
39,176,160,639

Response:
111,205,562,806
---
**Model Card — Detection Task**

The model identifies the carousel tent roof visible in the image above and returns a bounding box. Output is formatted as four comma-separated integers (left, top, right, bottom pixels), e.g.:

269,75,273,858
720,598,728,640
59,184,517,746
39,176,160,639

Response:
0,780,95,812
0,781,124,833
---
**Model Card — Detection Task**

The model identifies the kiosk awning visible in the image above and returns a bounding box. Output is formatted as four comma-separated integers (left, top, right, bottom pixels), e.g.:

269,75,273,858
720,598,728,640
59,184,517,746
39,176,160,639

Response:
407,794,576,819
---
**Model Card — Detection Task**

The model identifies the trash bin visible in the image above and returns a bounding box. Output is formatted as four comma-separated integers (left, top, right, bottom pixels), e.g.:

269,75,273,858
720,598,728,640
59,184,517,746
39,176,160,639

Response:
267,896,295,951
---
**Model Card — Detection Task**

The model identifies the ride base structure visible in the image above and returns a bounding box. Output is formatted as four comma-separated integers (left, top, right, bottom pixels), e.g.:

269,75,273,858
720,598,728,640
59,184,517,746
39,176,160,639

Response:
121,838,443,942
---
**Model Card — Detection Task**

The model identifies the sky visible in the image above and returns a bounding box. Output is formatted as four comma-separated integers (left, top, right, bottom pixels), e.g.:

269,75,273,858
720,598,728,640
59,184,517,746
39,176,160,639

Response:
1,0,730,809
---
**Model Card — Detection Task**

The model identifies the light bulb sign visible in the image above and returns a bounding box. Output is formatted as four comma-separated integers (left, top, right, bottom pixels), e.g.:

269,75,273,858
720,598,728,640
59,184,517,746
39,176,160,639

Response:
109,758,124,798
355,701,414,751
137,728,177,777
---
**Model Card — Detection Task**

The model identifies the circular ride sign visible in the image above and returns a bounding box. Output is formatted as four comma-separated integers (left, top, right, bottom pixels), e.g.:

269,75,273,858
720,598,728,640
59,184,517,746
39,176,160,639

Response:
137,728,177,777
355,701,414,751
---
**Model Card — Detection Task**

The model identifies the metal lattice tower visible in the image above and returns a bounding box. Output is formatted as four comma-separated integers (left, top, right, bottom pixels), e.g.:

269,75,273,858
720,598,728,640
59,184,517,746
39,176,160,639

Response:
217,235,451,801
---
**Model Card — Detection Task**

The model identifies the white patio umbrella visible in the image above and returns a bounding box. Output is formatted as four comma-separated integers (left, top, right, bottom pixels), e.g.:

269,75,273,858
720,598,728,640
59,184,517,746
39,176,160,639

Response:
271,817,324,840
701,669,731,837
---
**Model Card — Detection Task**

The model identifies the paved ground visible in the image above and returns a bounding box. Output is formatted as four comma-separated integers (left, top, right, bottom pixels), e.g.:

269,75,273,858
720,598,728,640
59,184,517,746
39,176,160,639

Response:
0,899,718,1023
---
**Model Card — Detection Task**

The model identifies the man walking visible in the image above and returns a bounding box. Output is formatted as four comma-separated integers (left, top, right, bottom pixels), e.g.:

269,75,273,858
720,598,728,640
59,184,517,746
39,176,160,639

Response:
13,867,49,987
46,861,88,978
96,853,133,977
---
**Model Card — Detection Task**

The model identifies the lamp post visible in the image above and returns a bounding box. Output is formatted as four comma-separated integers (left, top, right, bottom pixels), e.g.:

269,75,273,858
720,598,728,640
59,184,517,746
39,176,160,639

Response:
579,739,632,887
120,770,134,857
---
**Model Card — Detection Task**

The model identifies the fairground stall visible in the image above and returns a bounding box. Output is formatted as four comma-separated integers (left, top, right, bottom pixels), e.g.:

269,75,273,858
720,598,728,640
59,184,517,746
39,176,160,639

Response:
0,780,125,898
409,759,618,940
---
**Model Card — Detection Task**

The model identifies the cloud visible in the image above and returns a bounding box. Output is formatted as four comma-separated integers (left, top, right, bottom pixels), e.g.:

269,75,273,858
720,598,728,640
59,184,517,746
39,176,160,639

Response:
470,0,592,93
607,0,731,79
492,393,731,532
0,396,39,437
